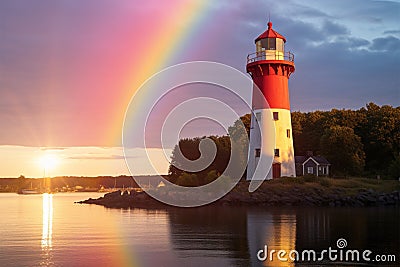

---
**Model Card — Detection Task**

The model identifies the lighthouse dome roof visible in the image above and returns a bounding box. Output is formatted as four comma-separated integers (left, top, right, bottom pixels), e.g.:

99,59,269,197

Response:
255,21,286,43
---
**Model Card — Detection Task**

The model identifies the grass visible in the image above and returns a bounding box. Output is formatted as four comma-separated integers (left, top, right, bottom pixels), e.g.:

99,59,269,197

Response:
234,176,400,199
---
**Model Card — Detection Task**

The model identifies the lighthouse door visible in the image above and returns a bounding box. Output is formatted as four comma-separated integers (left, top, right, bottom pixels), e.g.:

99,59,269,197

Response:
272,163,281,178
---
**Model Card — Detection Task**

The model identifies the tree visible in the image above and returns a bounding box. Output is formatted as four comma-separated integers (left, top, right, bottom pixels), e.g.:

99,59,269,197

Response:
299,111,327,155
176,172,198,187
291,111,306,155
357,103,400,173
204,170,218,184
388,155,400,179
320,126,365,176
168,103,399,180
168,136,232,182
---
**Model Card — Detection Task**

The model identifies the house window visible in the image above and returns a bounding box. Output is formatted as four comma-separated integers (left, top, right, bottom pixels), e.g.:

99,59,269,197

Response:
273,112,279,120
307,167,314,174
286,129,290,138
274,149,280,157
255,149,261,157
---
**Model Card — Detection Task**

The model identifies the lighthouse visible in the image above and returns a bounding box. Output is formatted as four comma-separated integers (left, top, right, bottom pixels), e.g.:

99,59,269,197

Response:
246,21,296,180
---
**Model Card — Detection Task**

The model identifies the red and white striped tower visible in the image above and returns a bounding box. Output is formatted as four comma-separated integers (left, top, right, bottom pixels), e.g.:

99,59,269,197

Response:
246,21,296,180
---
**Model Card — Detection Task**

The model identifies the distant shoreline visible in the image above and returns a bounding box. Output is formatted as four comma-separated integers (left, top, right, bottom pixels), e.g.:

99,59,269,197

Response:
0,175,157,193
77,177,400,209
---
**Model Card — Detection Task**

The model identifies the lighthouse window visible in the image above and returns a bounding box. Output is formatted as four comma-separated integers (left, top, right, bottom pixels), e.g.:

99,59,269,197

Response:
273,112,279,120
274,149,280,157
276,39,284,52
260,39,268,49
287,129,290,138
260,38,276,50
255,149,261,157
267,38,276,50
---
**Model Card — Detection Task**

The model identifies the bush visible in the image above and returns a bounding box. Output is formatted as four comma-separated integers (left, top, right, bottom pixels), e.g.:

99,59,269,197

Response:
318,178,331,187
204,170,219,184
293,177,305,184
176,172,198,187
303,175,319,183
213,175,234,192
278,177,305,185
388,155,400,179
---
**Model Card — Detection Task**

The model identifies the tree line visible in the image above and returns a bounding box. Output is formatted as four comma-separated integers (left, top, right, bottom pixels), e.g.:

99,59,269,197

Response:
168,103,399,184
292,103,399,178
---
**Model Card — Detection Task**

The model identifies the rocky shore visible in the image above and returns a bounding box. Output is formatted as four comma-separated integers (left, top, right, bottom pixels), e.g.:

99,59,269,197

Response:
76,180,400,209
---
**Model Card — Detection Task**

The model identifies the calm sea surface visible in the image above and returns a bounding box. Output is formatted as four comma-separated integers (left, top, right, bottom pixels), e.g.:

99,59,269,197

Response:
0,193,398,267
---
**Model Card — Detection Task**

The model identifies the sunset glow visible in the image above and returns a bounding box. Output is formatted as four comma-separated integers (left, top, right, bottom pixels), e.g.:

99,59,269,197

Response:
0,0,398,177
39,154,59,172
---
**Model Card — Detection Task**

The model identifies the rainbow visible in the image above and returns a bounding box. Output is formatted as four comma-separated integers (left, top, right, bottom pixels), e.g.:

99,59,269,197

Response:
105,4,216,263
106,1,214,145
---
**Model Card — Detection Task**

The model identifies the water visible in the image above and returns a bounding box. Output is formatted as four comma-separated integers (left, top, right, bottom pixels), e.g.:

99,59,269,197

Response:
0,193,398,267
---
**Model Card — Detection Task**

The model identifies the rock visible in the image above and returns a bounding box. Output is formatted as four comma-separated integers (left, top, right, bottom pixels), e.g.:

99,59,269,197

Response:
104,190,122,199
76,182,400,209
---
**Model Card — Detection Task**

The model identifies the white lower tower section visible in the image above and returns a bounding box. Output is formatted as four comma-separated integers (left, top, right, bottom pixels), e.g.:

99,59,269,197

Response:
246,108,296,180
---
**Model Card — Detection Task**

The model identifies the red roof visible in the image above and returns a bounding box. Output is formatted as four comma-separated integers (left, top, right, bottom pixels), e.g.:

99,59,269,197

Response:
255,22,286,43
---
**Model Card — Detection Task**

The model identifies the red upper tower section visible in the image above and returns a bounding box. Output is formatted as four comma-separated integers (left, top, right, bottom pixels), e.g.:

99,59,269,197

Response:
255,22,286,43
246,22,295,110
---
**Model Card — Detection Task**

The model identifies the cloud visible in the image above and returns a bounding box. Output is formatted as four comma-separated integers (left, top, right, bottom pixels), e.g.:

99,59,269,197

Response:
68,154,127,160
263,0,332,20
322,20,349,36
290,35,400,110
40,147,67,151
0,0,398,146
369,36,400,52
346,37,370,48
383,29,400,35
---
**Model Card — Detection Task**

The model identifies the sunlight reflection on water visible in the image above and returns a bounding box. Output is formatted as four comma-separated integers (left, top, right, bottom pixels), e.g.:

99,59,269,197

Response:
0,193,397,267
41,193,53,266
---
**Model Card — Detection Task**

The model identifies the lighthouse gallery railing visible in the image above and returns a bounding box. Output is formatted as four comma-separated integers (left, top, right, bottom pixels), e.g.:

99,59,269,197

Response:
247,51,294,64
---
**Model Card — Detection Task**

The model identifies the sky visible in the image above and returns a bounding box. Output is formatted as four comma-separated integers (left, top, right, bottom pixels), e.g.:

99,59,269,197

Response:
0,0,399,177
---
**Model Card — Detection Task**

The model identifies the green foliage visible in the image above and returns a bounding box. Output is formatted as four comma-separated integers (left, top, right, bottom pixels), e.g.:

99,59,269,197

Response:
388,155,400,179
213,175,234,192
204,170,219,184
229,113,251,137
168,103,399,182
176,172,198,187
275,177,305,185
318,178,331,187
358,103,400,173
320,126,365,175
168,113,250,184
168,136,231,179
303,175,319,183
292,103,399,178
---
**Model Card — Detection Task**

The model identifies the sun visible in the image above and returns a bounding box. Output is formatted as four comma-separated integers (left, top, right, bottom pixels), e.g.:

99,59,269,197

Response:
39,154,59,171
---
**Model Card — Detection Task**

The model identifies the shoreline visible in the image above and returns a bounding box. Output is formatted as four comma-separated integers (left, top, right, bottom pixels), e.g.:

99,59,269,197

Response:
76,178,400,209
